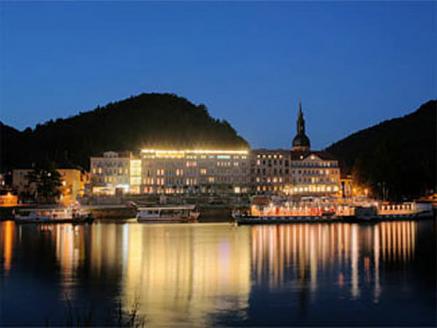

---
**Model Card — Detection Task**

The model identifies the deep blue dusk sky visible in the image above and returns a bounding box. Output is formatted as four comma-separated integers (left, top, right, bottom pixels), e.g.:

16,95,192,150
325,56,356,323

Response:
1,2,436,149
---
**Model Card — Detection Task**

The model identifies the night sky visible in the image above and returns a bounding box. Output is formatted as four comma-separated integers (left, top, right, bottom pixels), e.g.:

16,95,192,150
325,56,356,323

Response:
1,2,435,149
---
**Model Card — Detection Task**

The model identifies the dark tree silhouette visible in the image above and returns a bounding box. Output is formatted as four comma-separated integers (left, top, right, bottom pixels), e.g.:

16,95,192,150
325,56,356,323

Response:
326,100,436,200
26,162,62,203
1,93,249,171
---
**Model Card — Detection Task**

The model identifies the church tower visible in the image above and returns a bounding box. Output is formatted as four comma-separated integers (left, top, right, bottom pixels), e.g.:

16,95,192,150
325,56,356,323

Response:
291,101,311,152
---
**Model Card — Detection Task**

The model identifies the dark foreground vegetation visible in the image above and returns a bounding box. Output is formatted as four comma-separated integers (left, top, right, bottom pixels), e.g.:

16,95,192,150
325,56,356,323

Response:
46,297,146,327
326,100,436,200
0,93,248,170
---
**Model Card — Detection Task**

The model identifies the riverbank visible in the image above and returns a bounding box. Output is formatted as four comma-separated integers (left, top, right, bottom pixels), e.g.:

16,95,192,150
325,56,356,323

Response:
84,204,233,222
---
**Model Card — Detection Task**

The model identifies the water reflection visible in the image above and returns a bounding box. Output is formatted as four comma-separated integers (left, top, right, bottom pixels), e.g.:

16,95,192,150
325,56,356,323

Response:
1,219,434,326
251,221,417,303
0,221,15,274
121,224,251,327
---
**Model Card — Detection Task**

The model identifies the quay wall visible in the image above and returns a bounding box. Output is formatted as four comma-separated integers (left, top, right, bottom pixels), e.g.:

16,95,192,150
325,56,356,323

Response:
87,205,232,222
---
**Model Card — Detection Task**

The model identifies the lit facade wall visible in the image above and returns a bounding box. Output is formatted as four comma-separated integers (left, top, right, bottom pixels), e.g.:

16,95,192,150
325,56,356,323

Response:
90,151,132,195
58,169,86,204
129,159,142,194
140,149,250,194
287,154,341,196
250,149,341,196
250,150,290,193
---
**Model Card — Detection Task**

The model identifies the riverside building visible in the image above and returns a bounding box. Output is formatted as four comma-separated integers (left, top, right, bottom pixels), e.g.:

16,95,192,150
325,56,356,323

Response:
140,149,250,194
90,151,141,195
89,102,340,197
250,102,341,197
12,167,87,203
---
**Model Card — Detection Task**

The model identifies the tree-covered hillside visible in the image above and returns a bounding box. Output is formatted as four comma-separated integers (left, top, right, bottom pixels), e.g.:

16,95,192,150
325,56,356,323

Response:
1,93,249,170
326,100,436,200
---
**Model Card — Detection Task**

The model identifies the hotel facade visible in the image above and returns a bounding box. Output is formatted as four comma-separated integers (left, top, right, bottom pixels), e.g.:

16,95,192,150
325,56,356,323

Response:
89,102,341,197
90,150,250,195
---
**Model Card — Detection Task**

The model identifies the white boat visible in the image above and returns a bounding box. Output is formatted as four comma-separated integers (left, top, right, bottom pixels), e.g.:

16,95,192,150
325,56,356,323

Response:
14,206,93,224
135,205,200,223
354,202,434,221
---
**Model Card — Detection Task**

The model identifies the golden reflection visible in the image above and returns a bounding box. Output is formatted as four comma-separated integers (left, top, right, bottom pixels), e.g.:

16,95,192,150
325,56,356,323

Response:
1,221,15,274
251,221,417,302
28,219,418,325
121,224,251,327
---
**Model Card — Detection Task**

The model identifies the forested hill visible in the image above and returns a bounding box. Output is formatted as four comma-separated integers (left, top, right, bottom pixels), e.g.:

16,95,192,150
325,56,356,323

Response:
1,93,249,170
326,100,436,200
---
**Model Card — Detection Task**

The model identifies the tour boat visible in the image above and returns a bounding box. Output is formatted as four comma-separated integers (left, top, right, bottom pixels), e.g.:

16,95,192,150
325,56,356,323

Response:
14,206,93,224
135,205,200,223
233,201,352,225
354,202,434,221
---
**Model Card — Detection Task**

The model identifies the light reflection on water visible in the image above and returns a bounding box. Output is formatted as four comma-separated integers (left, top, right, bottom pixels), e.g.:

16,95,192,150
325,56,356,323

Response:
0,220,435,326
250,221,416,302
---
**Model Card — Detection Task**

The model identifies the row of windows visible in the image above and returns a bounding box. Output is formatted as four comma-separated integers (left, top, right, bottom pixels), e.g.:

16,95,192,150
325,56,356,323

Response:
142,168,247,177
255,159,336,168
253,168,339,176
255,159,289,167
256,185,340,193
92,168,129,175
142,176,247,185
256,154,284,159
295,162,336,168
142,185,248,194
94,176,129,184
92,161,129,168
254,176,338,184
142,155,248,160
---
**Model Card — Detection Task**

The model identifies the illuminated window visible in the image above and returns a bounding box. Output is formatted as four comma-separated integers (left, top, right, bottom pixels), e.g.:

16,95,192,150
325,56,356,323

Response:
186,161,197,167
200,168,207,175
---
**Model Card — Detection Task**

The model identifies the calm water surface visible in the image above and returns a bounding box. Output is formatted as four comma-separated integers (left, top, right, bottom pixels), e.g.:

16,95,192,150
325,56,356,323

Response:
0,219,436,326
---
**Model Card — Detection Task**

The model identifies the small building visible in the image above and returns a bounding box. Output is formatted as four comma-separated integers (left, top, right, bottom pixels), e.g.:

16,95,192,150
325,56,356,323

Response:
58,168,88,205
12,167,87,204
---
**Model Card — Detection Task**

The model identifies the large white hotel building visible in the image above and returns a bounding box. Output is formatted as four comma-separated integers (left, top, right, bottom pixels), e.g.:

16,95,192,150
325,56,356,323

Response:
90,102,341,197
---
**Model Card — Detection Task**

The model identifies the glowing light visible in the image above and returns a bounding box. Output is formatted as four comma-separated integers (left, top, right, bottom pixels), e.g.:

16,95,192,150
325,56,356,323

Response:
141,149,249,155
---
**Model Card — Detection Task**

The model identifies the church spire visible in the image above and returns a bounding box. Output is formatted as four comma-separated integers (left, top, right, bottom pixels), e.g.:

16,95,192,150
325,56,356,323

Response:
297,100,305,135
291,100,311,151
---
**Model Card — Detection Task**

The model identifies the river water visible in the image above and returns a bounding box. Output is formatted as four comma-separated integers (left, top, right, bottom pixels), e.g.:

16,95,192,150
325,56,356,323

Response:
0,219,436,326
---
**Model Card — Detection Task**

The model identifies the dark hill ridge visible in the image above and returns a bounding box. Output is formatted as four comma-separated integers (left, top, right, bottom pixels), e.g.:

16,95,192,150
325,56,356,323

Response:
0,93,249,170
326,100,436,200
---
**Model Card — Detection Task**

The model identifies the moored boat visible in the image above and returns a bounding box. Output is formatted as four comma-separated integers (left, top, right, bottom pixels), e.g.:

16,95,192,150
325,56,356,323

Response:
353,202,434,222
134,205,200,223
233,199,353,225
14,206,93,224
